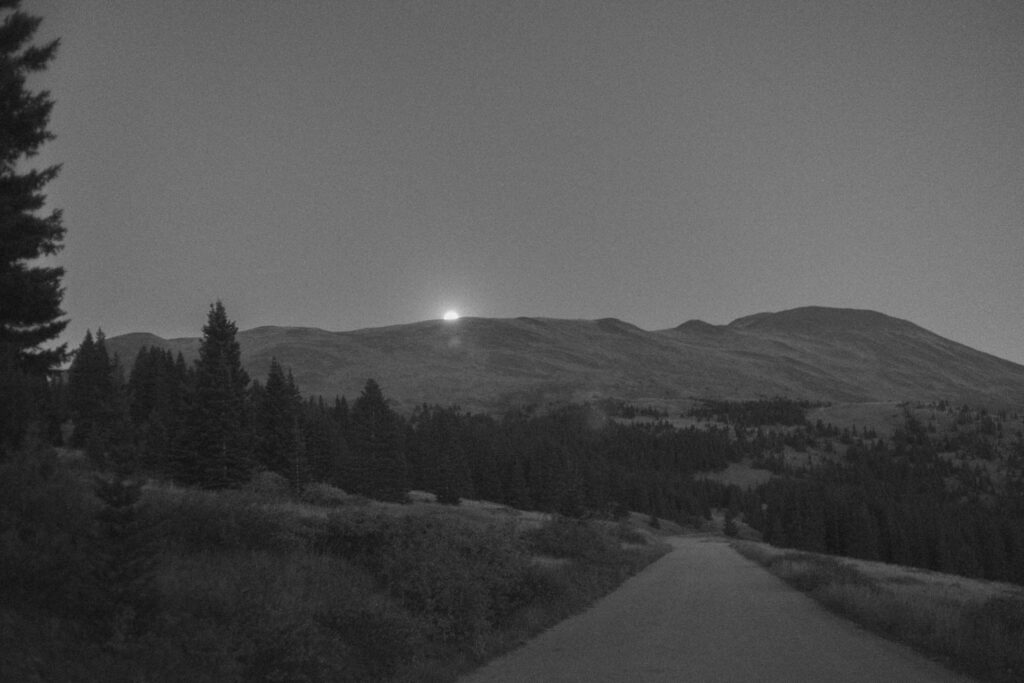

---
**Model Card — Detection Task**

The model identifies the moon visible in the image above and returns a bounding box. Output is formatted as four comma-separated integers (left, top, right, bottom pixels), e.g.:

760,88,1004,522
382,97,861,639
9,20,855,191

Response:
443,310,460,321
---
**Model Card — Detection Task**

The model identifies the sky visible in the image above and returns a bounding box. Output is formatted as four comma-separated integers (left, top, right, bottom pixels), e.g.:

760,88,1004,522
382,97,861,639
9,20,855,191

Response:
24,0,1024,365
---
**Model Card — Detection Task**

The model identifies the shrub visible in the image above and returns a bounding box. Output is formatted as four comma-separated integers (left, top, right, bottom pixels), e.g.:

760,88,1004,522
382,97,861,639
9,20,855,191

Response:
244,470,291,497
317,603,423,680
0,445,96,618
723,515,739,537
523,517,617,562
614,522,650,545
299,482,352,507
377,516,532,647
316,509,393,567
142,487,311,554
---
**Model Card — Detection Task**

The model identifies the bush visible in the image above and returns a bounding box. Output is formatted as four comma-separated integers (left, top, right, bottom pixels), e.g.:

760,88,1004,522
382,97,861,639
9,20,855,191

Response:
0,444,96,618
723,516,739,538
614,522,650,545
299,482,352,507
142,487,311,554
523,517,617,562
317,603,423,680
243,470,291,497
377,516,532,647
317,510,393,566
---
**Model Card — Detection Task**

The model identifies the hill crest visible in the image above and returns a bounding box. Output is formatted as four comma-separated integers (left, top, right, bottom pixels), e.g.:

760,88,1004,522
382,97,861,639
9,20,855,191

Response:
104,307,1024,411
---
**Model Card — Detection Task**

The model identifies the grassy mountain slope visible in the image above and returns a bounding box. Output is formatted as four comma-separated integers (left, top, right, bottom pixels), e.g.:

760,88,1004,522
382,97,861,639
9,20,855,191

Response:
105,307,1024,410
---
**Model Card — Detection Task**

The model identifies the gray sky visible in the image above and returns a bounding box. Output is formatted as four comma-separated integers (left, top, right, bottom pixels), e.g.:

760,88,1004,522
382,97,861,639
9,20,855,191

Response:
27,1,1024,365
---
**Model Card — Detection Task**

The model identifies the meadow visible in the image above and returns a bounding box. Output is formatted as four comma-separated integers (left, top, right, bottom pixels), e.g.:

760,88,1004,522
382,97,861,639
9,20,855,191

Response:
0,447,669,682
732,540,1024,683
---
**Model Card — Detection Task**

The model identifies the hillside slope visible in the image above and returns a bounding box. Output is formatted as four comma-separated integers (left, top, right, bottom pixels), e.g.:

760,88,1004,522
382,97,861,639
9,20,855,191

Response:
105,307,1024,410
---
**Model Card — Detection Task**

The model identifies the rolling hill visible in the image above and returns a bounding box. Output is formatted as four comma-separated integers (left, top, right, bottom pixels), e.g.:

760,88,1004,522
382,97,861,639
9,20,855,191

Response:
104,307,1024,411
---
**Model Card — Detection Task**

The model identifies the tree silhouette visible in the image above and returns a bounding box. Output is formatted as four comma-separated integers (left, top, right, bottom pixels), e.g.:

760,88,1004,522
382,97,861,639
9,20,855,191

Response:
348,379,407,502
253,358,306,486
177,301,251,488
0,1,66,447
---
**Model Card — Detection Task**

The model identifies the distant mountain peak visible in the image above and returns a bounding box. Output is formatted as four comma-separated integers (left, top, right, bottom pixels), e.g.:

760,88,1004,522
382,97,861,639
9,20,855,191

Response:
672,319,726,334
728,306,914,333
594,318,643,334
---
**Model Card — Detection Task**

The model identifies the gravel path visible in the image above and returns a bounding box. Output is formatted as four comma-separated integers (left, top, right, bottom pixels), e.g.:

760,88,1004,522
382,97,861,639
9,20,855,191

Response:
461,536,974,682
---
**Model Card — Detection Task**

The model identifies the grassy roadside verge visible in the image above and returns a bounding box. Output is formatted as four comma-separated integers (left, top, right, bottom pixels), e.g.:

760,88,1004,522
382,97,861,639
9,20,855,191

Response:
732,540,1024,683
1,456,670,682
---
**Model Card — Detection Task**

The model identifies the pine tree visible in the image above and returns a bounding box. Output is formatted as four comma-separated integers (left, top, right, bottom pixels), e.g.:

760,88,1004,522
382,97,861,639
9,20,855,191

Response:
302,396,348,485
67,330,129,463
178,301,251,488
0,1,67,378
254,358,306,486
348,379,407,502
67,330,98,445
409,405,471,505
128,346,189,467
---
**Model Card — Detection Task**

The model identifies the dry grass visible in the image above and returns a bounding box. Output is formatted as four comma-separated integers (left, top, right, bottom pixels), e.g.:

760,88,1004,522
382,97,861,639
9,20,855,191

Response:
733,540,1024,682
4,461,671,683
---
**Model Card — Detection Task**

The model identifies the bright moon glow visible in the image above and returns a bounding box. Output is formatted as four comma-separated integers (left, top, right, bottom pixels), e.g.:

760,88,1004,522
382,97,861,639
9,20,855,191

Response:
443,310,460,321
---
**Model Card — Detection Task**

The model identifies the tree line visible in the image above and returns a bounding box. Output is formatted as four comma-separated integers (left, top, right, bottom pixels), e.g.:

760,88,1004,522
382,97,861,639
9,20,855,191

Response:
736,407,1024,585
60,302,745,517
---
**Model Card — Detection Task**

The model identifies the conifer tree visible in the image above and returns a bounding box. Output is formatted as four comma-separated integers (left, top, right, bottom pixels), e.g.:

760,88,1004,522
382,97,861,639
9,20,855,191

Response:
302,395,348,485
67,330,98,444
178,301,251,488
254,358,306,486
0,1,67,377
128,346,189,467
348,379,407,502
409,405,471,505
67,330,129,462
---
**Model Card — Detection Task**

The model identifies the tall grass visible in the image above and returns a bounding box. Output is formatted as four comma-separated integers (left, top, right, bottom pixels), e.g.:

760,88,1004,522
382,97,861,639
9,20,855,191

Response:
733,541,1024,683
2,460,669,682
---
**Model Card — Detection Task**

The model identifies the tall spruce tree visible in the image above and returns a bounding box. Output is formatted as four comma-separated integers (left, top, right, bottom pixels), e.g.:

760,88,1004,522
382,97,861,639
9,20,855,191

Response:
128,346,189,467
253,358,305,486
348,379,407,502
302,395,348,485
66,330,131,464
0,1,66,447
178,301,251,488
67,330,112,447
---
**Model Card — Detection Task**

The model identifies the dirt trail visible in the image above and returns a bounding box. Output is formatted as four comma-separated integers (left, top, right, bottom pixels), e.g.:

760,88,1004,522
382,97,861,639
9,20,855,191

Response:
461,536,973,682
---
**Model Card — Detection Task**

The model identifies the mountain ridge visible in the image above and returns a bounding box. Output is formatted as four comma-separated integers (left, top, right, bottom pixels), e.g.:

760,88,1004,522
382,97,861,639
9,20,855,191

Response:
104,307,1024,411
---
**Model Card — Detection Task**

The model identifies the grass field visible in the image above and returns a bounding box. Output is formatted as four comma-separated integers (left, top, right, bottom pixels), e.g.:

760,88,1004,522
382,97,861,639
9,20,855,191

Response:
0,453,670,682
733,540,1024,683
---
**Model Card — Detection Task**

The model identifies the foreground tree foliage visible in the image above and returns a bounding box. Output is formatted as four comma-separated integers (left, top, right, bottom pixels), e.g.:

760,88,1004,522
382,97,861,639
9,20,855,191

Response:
0,0,66,447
